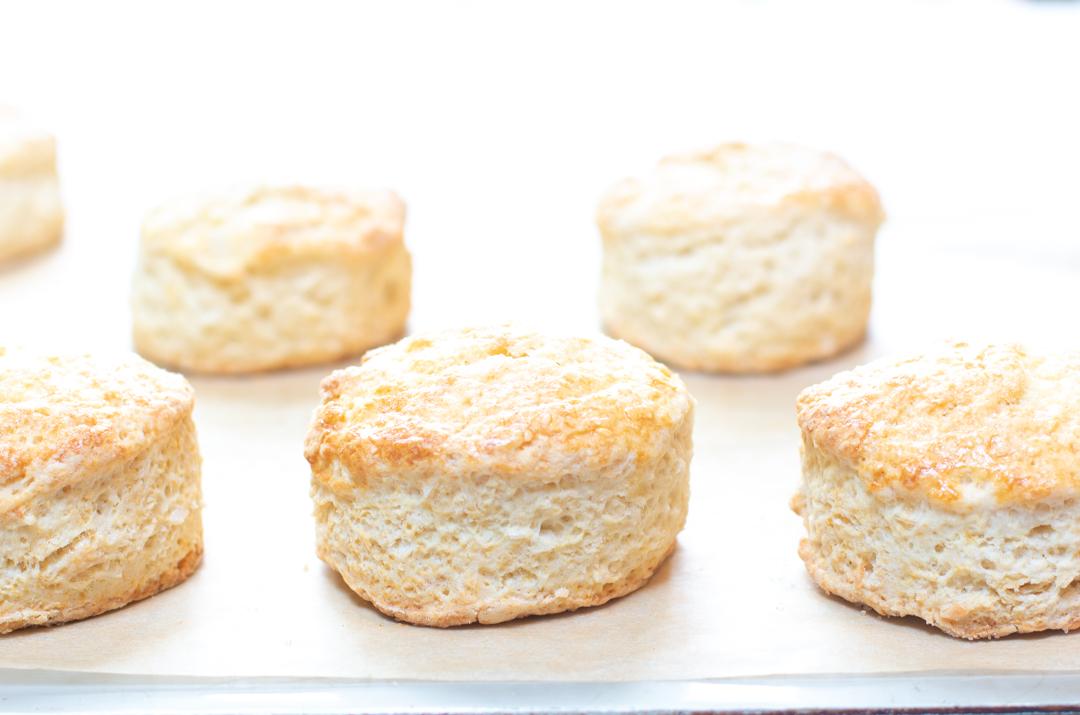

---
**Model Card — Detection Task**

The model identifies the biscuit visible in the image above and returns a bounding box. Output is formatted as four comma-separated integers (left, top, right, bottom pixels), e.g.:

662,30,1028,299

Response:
0,349,202,633
0,106,64,263
793,342,1080,639
305,324,694,626
132,185,411,374
597,142,884,373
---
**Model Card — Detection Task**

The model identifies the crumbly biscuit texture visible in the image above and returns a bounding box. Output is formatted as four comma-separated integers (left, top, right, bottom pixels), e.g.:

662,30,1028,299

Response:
0,106,64,262
794,342,1080,638
598,142,883,373
132,186,411,374
0,349,202,633
306,325,694,626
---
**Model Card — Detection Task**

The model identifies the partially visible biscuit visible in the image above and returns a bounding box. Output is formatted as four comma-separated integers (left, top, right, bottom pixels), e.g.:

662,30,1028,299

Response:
598,142,884,373
795,342,1080,639
305,324,694,626
0,107,64,263
132,185,411,374
0,349,202,633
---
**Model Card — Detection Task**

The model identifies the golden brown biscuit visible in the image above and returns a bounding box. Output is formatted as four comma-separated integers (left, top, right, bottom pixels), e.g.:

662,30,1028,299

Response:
598,142,884,373
0,349,202,633
794,342,1080,638
132,185,411,374
305,325,694,626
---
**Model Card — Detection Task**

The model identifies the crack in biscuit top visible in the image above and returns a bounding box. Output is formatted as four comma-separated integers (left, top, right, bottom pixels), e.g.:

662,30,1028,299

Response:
597,142,884,239
140,186,406,279
305,326,694,487
796,342,1080,506
0,349,194,510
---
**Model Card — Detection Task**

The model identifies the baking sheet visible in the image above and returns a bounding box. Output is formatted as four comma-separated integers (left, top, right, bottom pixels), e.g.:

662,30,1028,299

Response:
3,222,1080,680
2,0,1080,687
8,670,1080,714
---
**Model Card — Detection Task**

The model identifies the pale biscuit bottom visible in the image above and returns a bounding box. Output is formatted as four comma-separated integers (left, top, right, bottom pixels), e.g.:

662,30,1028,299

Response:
795,436,1080,639
313,430,691,627
0,177,63,263
0,416,203,633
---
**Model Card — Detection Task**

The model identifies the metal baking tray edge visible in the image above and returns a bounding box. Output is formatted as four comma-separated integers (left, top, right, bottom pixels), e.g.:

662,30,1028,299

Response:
3,668,1080,714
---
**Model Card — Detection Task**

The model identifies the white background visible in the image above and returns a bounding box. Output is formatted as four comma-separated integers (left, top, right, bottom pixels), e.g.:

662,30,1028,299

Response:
2,0,1078,349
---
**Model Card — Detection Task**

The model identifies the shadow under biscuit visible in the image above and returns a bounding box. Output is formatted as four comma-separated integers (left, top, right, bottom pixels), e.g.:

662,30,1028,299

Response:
810,585,948,639
0,558,203,650
803,574,1080,642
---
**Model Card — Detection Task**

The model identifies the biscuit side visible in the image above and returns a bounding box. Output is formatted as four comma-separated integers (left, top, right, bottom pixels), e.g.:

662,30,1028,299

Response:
0,415,203,633
599,202,875,372
132,240,411,373
313,406,692,626
796,431,1080,639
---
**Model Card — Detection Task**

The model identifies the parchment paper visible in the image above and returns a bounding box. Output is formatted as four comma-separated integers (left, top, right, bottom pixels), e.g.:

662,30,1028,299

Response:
3,221,1080,680
1,0,1079,683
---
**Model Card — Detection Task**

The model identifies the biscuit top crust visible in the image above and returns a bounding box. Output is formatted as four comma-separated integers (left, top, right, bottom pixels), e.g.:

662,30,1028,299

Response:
0,349,194,511
797,343,1080,506
0,106,58,177
305,325,694,488
141,186,406,279
597,142,884,239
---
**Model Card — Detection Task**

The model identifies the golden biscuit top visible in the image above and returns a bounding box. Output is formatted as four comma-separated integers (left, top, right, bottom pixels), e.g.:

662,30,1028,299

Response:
0,349,194,511
141,186,406,279
797,343,1080,506
597,142,884,239
305,325,695,489
0,106,58,177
